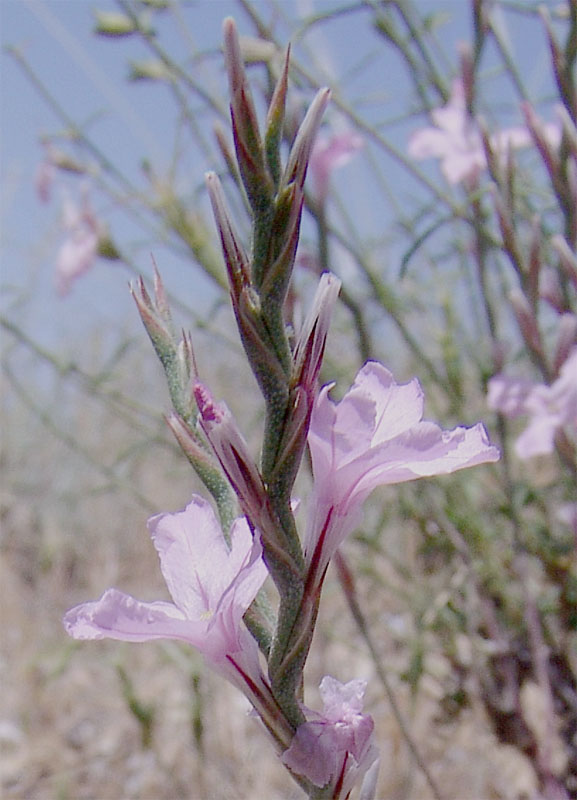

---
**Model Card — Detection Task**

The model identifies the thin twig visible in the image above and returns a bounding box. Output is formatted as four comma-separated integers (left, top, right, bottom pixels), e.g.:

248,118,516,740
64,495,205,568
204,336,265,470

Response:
335,550,445,800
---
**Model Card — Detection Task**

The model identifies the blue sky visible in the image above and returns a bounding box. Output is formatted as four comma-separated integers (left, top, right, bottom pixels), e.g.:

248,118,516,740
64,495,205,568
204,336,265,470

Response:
1,1,558,353
2,0,246,347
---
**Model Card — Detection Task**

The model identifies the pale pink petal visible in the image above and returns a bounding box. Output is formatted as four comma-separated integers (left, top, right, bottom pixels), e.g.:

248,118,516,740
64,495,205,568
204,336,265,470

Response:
319,676,366,720
56,228,99,295
515,414,558,458
63,589,197,643
491,125,532,151
408,79,540,185
407,127,452,160
149,496,250,618
557,503,577,537
55,193,101,295
428,80,467,135
546,348,577,428
304,493,363,577
283,722,332,786
148,497,267,657
339,421,498,506
308,364,424,476
353,362,425,445
441,150,485,184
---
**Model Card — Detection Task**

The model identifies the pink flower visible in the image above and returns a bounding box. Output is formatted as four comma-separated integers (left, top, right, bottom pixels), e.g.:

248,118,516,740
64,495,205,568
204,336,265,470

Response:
408,79,531,184
55,192,100,295
305,361,499,577
63,495,268,692
309,130,363,203
282,676,378,797
488,348,577,459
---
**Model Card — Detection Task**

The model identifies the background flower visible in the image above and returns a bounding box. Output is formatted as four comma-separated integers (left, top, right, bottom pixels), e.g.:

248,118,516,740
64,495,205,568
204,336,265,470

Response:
488,348,577,458
55,192,100,295
309,129,363,203
408,79,531,184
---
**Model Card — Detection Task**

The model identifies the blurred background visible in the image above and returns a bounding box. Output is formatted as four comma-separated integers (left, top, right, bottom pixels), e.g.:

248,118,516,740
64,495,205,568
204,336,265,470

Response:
1,1,575,798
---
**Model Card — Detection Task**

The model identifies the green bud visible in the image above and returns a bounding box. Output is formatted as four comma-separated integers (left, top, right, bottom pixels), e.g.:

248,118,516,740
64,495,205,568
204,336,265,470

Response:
93,10,153,37
97,234,121,261
128,60,173,82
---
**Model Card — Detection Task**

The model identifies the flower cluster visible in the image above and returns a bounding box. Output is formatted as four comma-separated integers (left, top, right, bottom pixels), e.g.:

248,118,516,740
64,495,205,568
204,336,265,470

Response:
63,18,501,800
65,350,499,795
408,79,560,185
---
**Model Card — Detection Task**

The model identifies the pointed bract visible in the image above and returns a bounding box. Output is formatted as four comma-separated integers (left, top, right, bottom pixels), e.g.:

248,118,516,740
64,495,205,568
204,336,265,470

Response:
283,88,331,193
206,171,250,297
293,272,341,393
223,18,272,210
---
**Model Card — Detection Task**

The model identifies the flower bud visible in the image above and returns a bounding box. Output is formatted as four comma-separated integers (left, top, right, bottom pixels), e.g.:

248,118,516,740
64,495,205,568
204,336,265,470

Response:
223,17,273,211
309,130,363,205
491,185,524,274
128,59,173,82
282,88,331,193
293,272,341,394
130,273,174,354
265,46,290,188
527,216,542,307
194,381,268,525
93,10,145,37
